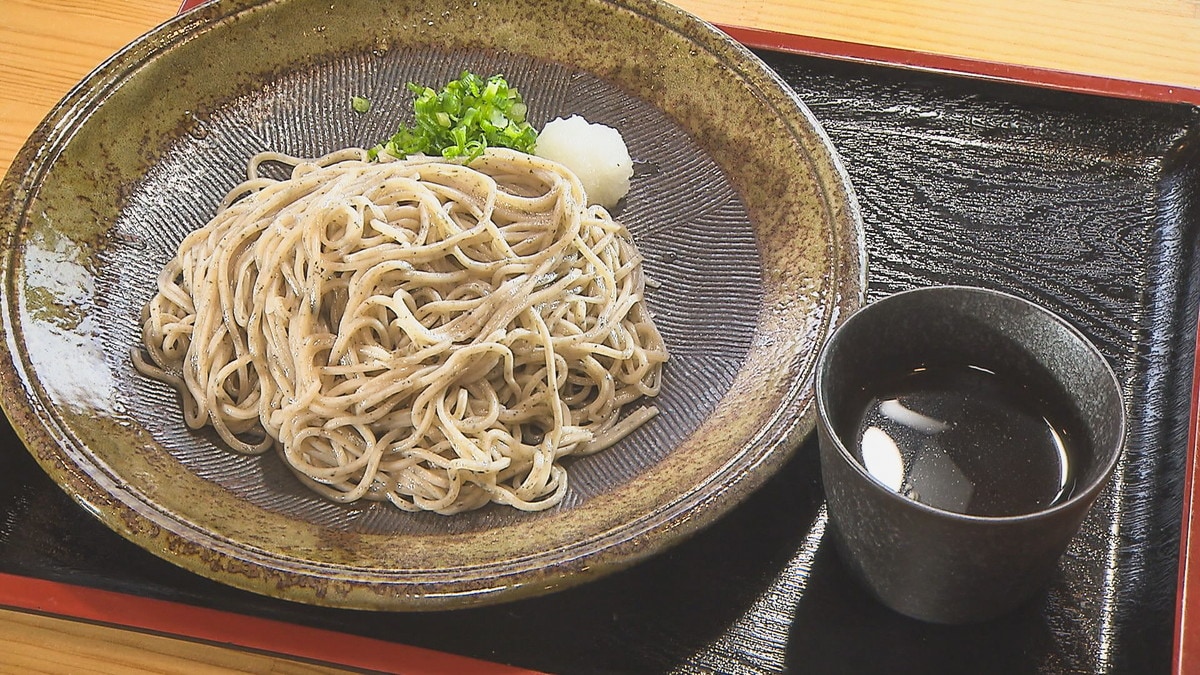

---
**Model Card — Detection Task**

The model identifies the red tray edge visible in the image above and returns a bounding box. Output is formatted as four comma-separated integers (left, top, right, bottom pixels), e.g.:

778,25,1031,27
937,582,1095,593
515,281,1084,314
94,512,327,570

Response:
720,25,1200,107
0,572,544,674
1173,304,1200,673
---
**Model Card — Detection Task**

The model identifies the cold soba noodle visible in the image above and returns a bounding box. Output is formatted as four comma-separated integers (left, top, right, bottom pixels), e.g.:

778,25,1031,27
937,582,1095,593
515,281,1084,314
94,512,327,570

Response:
134,147,668,514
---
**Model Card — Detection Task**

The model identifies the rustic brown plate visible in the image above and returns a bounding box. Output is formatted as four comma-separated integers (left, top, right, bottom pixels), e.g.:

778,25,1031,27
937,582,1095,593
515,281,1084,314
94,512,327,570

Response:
0,0,864,610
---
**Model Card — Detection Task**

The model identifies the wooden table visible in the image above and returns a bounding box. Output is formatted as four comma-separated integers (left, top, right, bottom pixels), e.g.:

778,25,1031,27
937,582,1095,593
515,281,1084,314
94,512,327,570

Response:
1,0,1198,671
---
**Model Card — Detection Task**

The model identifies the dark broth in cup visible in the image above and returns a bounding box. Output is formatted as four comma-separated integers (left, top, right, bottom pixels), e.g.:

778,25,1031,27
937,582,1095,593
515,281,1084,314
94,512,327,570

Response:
841,362,1088,517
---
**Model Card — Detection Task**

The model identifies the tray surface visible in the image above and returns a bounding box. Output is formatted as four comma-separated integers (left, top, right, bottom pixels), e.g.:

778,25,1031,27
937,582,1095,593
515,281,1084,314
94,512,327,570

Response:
0,49,1197,672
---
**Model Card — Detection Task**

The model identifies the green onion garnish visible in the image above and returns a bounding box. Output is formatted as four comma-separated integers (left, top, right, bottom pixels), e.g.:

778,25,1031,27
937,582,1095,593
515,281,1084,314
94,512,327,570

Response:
371,70,538,162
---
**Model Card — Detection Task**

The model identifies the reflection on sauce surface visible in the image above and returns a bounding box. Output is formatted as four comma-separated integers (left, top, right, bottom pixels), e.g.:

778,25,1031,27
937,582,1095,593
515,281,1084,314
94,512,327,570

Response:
848,364,1080,517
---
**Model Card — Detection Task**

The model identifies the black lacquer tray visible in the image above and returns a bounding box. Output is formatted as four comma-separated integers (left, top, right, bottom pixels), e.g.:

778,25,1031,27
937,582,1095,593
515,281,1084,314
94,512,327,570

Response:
2,49,1197,673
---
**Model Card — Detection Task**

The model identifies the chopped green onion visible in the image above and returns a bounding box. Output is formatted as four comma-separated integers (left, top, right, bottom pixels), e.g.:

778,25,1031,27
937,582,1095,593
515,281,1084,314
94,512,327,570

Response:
351,95,371,114
374,70,538,162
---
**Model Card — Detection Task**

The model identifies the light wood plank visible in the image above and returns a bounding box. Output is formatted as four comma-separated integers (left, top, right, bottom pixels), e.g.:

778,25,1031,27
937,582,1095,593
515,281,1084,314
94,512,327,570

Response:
0,608,352,674
674,0,1200,91
0,0,175,175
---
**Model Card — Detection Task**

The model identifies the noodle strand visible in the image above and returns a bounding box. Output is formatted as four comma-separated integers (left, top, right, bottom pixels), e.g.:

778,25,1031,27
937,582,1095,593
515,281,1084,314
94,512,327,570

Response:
134,147,668,514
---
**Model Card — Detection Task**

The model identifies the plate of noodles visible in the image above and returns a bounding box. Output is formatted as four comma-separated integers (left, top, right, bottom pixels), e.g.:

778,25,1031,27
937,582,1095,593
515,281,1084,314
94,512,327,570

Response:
0,0,864,609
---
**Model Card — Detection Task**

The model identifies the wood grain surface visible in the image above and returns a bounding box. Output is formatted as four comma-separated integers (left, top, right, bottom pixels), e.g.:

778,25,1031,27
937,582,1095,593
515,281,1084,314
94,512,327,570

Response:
0,608,349,674
683,0,1200,91
0,0,1197,672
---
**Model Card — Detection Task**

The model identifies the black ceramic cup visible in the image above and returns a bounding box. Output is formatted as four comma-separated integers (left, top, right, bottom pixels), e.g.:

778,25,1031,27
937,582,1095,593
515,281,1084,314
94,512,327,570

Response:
815,285,1125,624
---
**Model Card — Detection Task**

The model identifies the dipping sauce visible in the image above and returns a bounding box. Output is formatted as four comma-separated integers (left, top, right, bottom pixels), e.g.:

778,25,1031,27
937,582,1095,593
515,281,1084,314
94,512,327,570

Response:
843,364,1086,517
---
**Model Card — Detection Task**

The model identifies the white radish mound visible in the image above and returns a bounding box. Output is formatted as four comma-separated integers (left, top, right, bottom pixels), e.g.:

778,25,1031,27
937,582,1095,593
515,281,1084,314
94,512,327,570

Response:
535,115,633,209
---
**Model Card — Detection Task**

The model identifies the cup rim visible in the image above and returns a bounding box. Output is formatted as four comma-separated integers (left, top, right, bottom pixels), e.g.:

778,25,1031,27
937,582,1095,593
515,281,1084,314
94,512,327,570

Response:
814,284,1126,524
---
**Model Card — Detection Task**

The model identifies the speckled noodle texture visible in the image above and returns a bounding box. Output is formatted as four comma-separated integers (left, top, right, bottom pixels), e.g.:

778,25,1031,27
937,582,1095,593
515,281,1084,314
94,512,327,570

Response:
0,0,863,609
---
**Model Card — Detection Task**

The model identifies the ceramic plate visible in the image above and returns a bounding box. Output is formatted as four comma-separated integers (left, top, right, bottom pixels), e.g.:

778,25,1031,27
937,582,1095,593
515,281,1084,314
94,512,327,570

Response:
0,0,864,609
